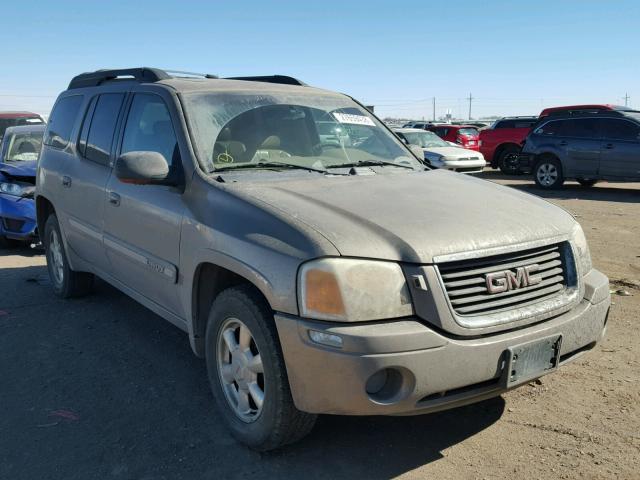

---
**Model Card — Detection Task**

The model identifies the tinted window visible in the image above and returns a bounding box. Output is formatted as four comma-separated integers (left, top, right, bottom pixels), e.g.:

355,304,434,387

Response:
44,95,83,148
564,119,600,139
496,120,514,129
537,120,567,136
601,119,640,141
84,93,125,165
121,94,178,166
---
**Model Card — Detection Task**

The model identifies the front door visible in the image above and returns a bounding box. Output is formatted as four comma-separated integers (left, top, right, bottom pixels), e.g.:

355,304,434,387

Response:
102,93,185,316
599,118,640,179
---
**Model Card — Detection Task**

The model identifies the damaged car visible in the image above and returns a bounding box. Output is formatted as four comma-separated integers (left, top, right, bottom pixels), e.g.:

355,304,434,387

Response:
0,124,43,247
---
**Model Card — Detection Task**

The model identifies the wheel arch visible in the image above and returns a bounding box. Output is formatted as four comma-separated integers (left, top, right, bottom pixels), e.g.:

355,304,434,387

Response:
190,261,274,358
35,195,55,239
493,142,521,167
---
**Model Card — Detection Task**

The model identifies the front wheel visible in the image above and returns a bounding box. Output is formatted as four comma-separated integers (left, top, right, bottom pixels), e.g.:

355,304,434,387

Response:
205,285,316,451
534,157,565,189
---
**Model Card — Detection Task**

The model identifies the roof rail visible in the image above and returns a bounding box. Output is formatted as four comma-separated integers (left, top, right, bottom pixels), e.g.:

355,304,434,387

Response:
68,68,171,89
163,70,218,79
226,75,307,86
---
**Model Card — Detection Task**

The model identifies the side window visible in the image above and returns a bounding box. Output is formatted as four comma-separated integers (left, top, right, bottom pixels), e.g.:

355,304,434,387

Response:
83,93,125,165
536,120,566,136
601,119,640,141
496,120,513,129
565,119,600,139
121,94,179,166
44,95,83,149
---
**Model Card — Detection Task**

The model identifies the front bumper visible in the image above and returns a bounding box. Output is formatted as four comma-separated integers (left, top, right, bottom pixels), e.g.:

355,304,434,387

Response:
0,194,37,241
516,153,535,173
275,268,610,415
430,159,486,174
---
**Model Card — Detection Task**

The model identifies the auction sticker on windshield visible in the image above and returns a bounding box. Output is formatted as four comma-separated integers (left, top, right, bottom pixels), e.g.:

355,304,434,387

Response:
333,112,375,126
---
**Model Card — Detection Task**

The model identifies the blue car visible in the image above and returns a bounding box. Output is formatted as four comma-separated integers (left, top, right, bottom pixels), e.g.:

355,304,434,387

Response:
0,124,44,247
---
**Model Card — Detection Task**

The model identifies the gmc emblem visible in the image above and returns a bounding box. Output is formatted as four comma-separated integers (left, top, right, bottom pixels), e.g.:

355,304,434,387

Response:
485,265,542,294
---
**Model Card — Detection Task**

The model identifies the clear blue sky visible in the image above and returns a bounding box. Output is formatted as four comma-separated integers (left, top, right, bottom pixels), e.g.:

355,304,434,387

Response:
1,0,638,120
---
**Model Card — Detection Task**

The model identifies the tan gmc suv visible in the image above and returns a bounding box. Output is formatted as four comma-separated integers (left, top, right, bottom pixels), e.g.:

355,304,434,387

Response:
36,68,610,450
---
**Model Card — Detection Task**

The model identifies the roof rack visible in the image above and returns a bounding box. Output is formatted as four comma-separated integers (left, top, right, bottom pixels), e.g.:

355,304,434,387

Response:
68,68,307,90
68,68,172,89
225,75,307,86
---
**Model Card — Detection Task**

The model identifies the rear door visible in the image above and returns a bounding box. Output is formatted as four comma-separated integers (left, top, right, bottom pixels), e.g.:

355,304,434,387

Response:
102,92,185,315
557,118,601,177
599,118,640,179
61,92,126,272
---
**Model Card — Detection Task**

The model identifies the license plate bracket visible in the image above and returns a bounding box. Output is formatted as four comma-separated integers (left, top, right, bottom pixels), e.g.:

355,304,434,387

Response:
504,335,562,387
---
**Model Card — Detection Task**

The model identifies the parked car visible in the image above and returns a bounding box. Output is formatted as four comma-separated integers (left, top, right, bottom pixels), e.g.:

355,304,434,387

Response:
426,124,480,151
37,68,609,451
518,108,640,188
394,128,485,173
479,116,538,174
0,124,44,247
0,111,45,143
402,121,433,129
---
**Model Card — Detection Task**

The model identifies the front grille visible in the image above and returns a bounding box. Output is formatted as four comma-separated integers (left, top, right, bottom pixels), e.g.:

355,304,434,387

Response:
437,243,569,316
1,217,25,233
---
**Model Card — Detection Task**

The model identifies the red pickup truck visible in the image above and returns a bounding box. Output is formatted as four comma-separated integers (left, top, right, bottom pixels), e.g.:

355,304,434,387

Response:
479,116,538,174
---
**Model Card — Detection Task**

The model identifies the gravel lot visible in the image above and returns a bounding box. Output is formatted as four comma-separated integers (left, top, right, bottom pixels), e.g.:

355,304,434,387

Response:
1,172,638,480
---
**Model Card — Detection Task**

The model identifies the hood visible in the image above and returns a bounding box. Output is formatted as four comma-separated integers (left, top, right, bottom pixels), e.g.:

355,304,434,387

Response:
229,169,576,264
0,160,37,179
423,146,482,159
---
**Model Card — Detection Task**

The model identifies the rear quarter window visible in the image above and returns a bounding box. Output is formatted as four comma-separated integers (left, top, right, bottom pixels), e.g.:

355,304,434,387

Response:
44,95,84,149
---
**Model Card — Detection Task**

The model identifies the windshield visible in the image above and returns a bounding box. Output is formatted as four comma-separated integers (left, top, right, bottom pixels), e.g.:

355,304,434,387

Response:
183,91,421,173
400,130,449,148
0,117,44,140
457,128,479,137
3,131,43,162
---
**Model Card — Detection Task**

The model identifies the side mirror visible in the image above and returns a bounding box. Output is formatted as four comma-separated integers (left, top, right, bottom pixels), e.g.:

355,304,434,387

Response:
115,151,172,185
409,144,425,159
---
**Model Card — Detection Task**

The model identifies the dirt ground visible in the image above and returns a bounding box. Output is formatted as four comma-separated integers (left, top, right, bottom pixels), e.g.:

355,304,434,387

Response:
0,172,638,480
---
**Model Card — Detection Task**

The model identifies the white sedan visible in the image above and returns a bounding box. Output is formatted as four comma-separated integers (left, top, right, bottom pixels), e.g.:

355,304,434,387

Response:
394,128,486,174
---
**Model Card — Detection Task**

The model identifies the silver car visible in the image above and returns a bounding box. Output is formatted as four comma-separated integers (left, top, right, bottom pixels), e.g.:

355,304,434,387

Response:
394,128,486,173
36,68,610,451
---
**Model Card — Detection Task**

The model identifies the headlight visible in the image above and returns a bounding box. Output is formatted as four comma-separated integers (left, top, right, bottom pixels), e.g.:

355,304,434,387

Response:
298,258,413,322
571,223,592,275
0,181,33,197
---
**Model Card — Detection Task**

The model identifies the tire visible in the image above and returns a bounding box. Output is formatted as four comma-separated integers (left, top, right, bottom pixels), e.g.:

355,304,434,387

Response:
534,156,565,189
497,145,521,175
577,178,598,187
44,214,94,298
205,285,317,451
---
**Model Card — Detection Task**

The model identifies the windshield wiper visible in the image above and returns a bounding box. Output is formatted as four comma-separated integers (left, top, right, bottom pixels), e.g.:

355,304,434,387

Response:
214,161,333,174
327,159,416,170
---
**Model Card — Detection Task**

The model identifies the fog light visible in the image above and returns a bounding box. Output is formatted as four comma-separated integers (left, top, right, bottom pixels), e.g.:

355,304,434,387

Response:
308,330,343,348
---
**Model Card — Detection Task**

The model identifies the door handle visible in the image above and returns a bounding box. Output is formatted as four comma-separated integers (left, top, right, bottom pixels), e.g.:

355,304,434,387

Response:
558,141,568,146
603,143,614,149
62,176,72,188
108,191,121,206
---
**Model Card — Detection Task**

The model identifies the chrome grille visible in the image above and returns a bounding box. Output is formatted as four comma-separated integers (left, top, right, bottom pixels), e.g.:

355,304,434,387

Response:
437,243,569,316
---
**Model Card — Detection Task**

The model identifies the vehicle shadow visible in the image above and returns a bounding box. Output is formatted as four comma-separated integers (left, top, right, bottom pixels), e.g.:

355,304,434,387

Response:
0,244,43,258
0,269,505,480
478,171,640,204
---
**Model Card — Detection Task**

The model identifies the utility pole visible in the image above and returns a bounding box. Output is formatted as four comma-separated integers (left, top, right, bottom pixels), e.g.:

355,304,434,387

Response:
432,97,436,122
467,92,473,120
623,93,630,107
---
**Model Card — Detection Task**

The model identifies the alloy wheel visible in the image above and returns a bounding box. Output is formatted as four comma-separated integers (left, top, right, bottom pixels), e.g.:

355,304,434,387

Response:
536,163,558,187
217,318,265,422
48,229,65,286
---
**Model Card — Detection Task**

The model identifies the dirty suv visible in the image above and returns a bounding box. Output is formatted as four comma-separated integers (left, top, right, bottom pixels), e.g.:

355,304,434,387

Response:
36,68,611,451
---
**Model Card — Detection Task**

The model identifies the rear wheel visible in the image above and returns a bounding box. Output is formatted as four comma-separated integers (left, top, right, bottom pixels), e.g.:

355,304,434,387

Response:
205,285,316,451
44,214,94,298
497,145,521,175
577,178,598,187
534,157,564,189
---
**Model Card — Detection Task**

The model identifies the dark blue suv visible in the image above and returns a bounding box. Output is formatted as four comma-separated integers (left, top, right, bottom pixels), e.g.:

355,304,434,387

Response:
518,107,640,188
